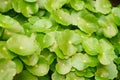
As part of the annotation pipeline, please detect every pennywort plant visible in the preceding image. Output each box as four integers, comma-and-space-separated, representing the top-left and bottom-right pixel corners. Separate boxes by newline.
0, 0, 120, 80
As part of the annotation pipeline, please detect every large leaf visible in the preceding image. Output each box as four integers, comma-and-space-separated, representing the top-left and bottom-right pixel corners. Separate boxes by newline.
95, 63, 118, 80
0, 14, 24, 34
71, 53, 98, 71
95, 0, 112, 14
72, 10, 99, 34
0, 0, 12, 12
55, 30, 81, 57
98, 15, 118, 38
6, 34, 39, 56
98, 39, 116, 65
82, 36, 100, 55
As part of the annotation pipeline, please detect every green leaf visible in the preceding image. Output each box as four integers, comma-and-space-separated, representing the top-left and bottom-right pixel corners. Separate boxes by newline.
110, 32, 120, 53
6, 34, 39, 56
38, 75, 50, 80
52, 71, 66, 80
0, 59, 16, 80
14, 70, 38, 80
75, 10, 99, 34
12, 0, 21, 13
95, 0, 112, 14
98, 15, 118, 38
20, 54, 39, 66
98, 39, 116, 65
71, 53, 98, 71
0, 41, 17, 59
28, 16, 40, 24
13, 13, 27, 25
114, 57, 120, 65
45, 0, 69, 12
55, 30, 80, 57
13, 58, 23, 74
0, 14, 24, 34
56, 58, 72, 74
82, 36, 100, 55
2, 29, 18, 40
53, 46, 66, 59
20, 0, 39, 17
31, 18, 52, 32
85, 0, 97, 13
38, 0, 48, 9
51, 9, 71, 26
41, 49, 56, 65
95, 63, 118, 80
0, 0, 12, 12
112, 7, 120, 25
26, 56, 49, 76
70, 0, 84, 11
36, 33, 45, 50
0, 27, 3, 38
43, 32, 56, 48
66, 72, 85, 80
24, 0, 37, 3
75, 67, 95, 78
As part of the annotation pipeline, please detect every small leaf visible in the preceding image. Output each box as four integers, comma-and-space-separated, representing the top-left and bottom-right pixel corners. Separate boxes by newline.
66, 72, 85, 80
41, 49, 56, 65
24, 0, 37, 2
0, 41, 17, 59
56, 58, 72, 74
38, 75, 50, 80
26, 56, 49, 76
13, 58, 23, 74
85, 0, 97, 13
20, 54, 39, 66
0, 59, 16, 80
14, 70, 38, 80
70, 0, 84, 11
37, 0, 48, 9
51, 9, 71, 26
52, 71, 66, 80
0, 14, 24, 34
0, 0, 12, 12
45, 0, 69, 12
75, 67, 95, 78
95, 0, 112, 14
12, 0, 21, 12
31, 18, 52, 32
112, 7, 120, 25
20, 0, 39, 17
43, 32, 56, 48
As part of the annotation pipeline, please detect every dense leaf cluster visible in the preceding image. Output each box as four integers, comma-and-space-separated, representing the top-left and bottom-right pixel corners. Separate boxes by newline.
0, 0, 120, 80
